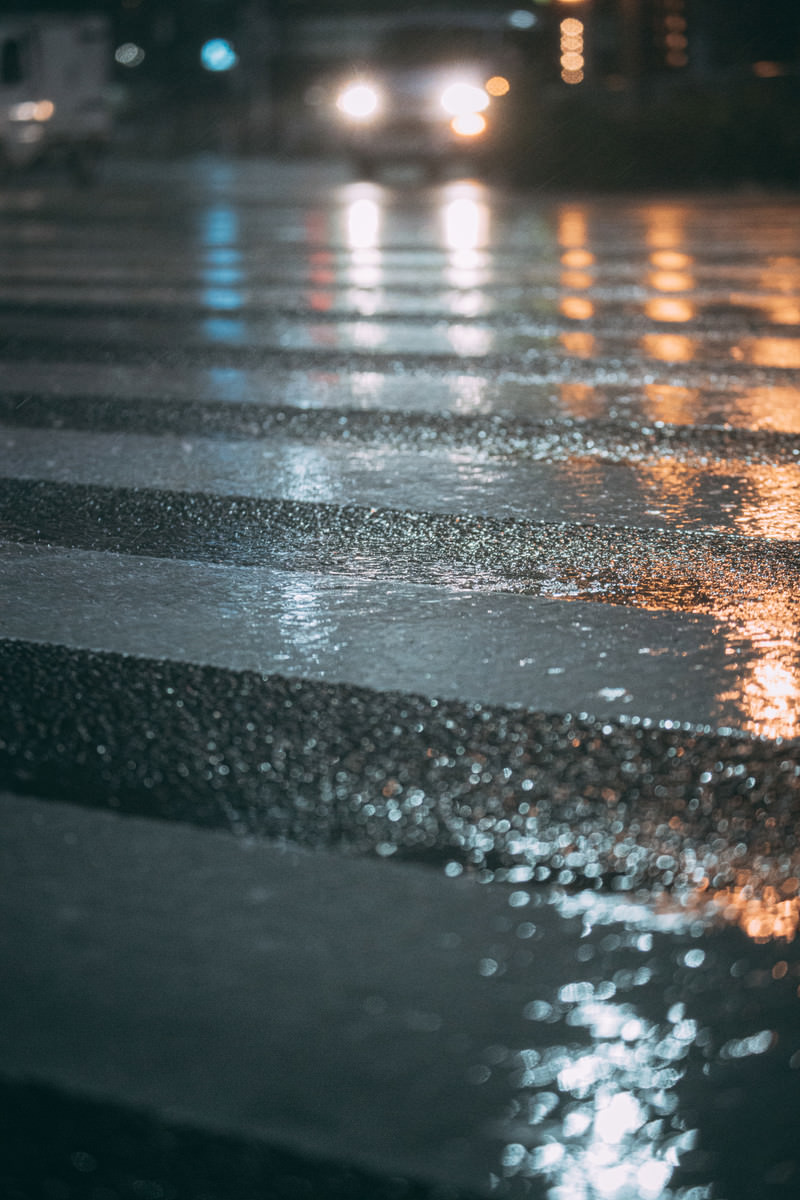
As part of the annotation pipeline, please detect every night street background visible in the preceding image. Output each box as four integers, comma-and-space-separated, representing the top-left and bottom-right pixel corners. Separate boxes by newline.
1, 3, 800, 1199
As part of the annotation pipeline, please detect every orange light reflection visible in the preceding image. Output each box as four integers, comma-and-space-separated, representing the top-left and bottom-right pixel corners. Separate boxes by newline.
559, 382, 603, 418
733, 337, 800, 368
620, 455, 800, 740
644, 297, 695, 322
559, 330, 596, 357
640, 332, 695, 361
650, 250, 692, 270
642, 383, 700, 423
561, 248, 594, 268
649, 270, 694, 293
560, 295, 594, 320
713, 884, 800, 943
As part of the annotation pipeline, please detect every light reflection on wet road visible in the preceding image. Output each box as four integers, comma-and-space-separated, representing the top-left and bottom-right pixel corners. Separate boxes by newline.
1, 159, 800, 1200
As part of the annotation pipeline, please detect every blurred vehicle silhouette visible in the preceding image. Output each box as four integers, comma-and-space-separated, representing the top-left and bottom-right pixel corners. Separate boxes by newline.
0, 14, 111, 181
299, 15, 521, 178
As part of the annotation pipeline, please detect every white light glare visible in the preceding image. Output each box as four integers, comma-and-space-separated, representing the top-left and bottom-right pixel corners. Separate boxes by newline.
337, 83, 380, 119
441, 82, 490, 116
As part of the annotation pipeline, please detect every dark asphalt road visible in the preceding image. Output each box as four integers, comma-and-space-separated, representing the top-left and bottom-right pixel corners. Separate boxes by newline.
1, 158, 800, 1200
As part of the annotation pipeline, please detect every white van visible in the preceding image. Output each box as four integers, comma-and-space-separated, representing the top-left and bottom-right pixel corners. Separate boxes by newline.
0, 14, 112, 179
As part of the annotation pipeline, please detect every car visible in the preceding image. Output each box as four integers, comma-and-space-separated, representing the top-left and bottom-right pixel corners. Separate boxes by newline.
304, 15, 522, 178
0, 14, 111, 181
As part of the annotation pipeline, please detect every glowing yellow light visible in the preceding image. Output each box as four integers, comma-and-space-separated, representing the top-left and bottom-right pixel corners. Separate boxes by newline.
650, 250, 691, 269
561, 52, 584, 70
640, 333, 695, 362
560, 270, 592, 289
558, 207, 588, 247
649, 270, 694, 292
644, 296, 695, 322
451, 112, 486, 137
560, 330, 596, 357
486, 75, 510, 97
560, 296, 594, 320
561, 249, 594, 267
561, 68, 584, 85
736, 337, 800, 368
713, 886, 800, 944
561, 18, 584, 34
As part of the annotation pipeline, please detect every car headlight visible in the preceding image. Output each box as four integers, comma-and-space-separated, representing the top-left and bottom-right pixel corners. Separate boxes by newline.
8, 100, 55, 122
451, 112, 487, 138
440, 82, 489, 117
336, 83, 380, 120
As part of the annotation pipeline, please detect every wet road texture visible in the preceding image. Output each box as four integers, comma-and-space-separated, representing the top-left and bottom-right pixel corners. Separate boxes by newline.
1, 158, 800, 1200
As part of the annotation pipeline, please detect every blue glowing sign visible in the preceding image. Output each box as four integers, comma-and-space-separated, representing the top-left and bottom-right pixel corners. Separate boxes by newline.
201, 38, 238, 72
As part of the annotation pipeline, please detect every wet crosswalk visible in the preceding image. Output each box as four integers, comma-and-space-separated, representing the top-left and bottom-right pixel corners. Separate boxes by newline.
2, 159, 800, 1199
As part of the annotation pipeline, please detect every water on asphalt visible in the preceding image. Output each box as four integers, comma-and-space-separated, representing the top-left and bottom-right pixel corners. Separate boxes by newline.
1, 159, 800, 1199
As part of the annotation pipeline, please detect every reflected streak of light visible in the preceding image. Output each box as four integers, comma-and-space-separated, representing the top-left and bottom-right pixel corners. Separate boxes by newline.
560, 296, 594, 320
445, 250, 490, 289
199, 205, 239, 248
308, 290, 333, 312
649, 249, 692, 270
308, 249, 335, 287
449, 374, 489, 413
729, 462, 800, 540
643, 381, 800, 432
760, 254, 800, 293
614, 455, 800, 739
641, 204, 688, 249
447, 324, 493, 355
201, 287, 242, 311
644, 297, 695, 322
557, 206, 588, 248
443, 193, 490, 253
350, 320, 387, 350
501, 979, 697, 1196
560, 270, 593, 290
733, 336, 800, 368
348, 249, 382, 289
558, 382, 602, 418
642, 383, 700, 424
560, 330, 596, 357
712, 885, 800, 943
202, 317, 246, 344
648, 269, 694, 292
449, 289, 485, 318
349, 371, 385, 404
719, 385, 800, 432
730, 293, 800, 325
347, 196, 381, 250
640, 332, 695, 361
198, 206, 245, 338
561, 248, 594, 268
346, 287, 382, 316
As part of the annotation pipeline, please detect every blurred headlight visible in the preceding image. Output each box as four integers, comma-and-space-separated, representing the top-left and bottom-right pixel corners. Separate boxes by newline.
9, 100, 55, 122
451, 112, 487, 137
336, 83, 380, 120
440, 82, 489, 117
